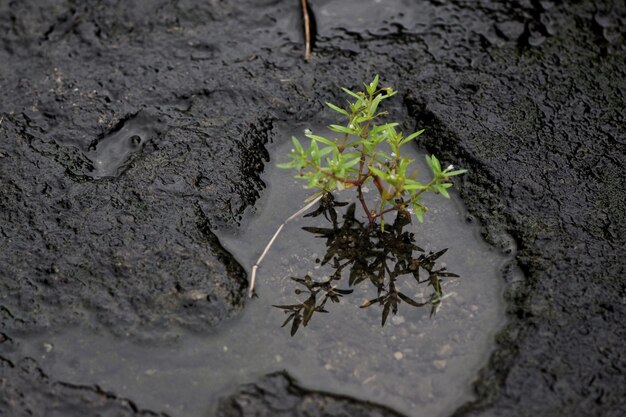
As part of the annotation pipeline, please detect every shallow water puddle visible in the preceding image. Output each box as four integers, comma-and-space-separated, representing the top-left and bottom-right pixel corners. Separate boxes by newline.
84, 110, 159, 179
13, 123, 510, 417
215, 124, 511, 415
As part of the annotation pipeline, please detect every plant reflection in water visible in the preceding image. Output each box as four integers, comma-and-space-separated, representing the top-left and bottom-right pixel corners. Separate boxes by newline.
274, 192, 460, 336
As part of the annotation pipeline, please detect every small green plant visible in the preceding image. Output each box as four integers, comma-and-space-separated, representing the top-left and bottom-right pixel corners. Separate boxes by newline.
278, 75, 467, 227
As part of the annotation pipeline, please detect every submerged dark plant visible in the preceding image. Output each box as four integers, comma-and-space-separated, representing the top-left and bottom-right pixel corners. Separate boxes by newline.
273, 274, 353, 336
274, 193, 459, 335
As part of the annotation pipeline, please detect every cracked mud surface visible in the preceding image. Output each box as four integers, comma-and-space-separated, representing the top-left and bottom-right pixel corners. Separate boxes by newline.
1, 1, 624, 416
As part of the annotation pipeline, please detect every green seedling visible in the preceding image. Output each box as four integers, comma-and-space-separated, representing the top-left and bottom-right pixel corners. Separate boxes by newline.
278, 75, 466, 228
248, 76, 466, 298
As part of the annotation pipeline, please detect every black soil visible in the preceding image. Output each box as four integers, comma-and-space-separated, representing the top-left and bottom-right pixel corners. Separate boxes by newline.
1, 1, 624, 416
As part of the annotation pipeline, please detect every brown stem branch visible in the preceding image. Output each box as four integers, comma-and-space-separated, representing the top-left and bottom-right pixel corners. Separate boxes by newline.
373, 205, 402, 219
371, 178, 439, 220
357, 186, 374, 226
357, 144, 367, 182
373, 175, 385, 196
311, 167, 360, 186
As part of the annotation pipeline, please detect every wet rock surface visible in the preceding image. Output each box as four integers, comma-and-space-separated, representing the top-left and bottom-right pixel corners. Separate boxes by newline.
0, 0, 624, 416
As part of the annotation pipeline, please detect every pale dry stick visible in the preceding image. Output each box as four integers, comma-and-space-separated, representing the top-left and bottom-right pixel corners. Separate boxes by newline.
248, 193, 323, 298
300, 0, 312, 60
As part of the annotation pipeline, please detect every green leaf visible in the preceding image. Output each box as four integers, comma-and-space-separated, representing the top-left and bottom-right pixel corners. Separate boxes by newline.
342, 157, 361, 169
425, 154, 441, 174
384, 88, 397, 98
369, 93, 385, 116
400, 129, 425, 146
309, 140, 319, 161
306, 134, 336, 147
403, 180, 427, 190
326, 102, 349, 116
349, 101, 362, 113
281, 78, 470, 226
446, 169, 467, 176
414, 205, 424, 223
341, 152, 362, 159
437, 184, 450, 198
373, 151, 393, 163
370, 123, 399, 136
307, 172, 322, 188
317, 146, 335, 158
354, 97, 365, 111
370, 133, 386, 146
365, 74, 379, 95
431, 155, 441, 172
397, 157, 410, 174
341, 87, 362, 100
328, 124, 356, 135
368, 165, 388, 180
292, 136, 304, 154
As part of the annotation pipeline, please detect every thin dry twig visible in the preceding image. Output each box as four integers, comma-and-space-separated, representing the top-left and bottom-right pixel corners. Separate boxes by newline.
300, 0, 312, 60
248, 194, 323, 298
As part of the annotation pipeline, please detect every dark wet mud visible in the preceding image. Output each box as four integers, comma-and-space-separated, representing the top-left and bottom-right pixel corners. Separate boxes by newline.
1, 1, 625, 416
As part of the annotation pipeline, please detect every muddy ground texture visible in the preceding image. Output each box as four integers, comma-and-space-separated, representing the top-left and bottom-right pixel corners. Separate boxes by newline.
0, 0, 624, 416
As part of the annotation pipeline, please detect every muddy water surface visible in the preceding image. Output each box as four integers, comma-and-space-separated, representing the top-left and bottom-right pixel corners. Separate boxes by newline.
15, 122, 510, 417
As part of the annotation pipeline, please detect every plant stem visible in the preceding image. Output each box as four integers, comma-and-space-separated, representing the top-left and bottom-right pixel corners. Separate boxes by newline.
300, 0, 311, 60
357, 185, 374, 225
352, 141, 376, 225
248, 193, 323, 297
310, 166, 359, 186
371, 178, 438, 220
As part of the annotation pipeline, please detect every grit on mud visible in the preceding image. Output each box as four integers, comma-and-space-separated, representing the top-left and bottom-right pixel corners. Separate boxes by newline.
0, 1, 624, 417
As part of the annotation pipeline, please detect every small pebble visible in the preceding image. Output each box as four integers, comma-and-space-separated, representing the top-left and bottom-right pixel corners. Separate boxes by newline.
452, 293, 465, 305
394, 351, 404, 361
437, 344, 453, 357
433, 359, 447, 370
391, 315, 405, 325
185, 290, 208, 301
275, 355, 283, 363
43, 343, 53, 353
